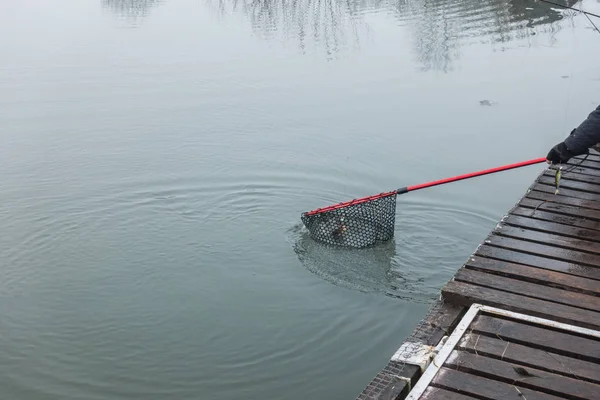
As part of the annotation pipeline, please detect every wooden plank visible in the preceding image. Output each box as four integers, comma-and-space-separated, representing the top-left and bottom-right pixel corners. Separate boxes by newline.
526, 189, 600, 212
502, 214, 600, 243
470, 314, 600, 362
556, 165, 600, 177
453, 268, 600, 312
531, 183, 600, 200
475, 245, 600, 280
420, 386, 478, 400
576, 152, 600, 161
485, 235, 600, 269
444, 350, 600, 400
511, 206, 600, 231
441, 280, 600, 330
539, 175, 600, 194
432, 367, 566, 400
565, 158, 600, 171
458, 333, 600, 384
519, 197, 600, 221
465, 256, 600, 296
543, 169, 600, 186
495, 224, 600, 255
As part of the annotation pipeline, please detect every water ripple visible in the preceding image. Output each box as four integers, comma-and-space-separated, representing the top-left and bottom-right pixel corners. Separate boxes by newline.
289, 199, 497, 302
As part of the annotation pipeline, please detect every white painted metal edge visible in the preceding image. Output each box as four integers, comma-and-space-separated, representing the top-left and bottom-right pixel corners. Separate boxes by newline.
479, 305, 600, 339
403, 303, 482, 400
403, 303, 600, 400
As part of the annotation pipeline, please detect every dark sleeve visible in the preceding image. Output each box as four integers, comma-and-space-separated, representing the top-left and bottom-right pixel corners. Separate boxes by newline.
564, 105, 600, 155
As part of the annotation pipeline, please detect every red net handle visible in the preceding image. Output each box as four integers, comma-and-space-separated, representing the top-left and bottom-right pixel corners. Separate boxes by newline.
304, 157, 547, 216
399, 157, 547, 194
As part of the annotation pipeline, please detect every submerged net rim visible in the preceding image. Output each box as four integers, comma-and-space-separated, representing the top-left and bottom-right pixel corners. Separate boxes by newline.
303, 190, 398, 217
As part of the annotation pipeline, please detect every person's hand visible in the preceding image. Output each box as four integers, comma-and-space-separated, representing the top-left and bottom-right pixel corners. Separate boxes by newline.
546, 142, 575, 164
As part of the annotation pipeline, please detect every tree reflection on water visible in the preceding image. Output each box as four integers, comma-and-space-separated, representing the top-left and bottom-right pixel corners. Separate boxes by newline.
102, 0, 163, 21
208, 0, 579, 68
102, 0, 580, 69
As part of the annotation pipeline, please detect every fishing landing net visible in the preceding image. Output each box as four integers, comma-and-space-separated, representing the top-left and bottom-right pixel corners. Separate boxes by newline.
301, 191, 398, 248
301, 158, 548, 248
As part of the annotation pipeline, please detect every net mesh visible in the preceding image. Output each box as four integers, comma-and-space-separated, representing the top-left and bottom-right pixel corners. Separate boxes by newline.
301, 193, 397, 248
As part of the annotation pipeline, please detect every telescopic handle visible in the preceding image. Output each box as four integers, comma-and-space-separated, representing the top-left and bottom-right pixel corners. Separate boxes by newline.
396, 157, 547, 195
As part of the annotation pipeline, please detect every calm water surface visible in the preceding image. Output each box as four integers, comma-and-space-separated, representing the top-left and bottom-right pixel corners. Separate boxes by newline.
1, 0, 599, 398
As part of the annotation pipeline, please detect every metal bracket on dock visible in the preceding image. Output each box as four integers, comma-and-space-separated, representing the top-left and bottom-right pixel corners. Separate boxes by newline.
390, 336, 448, 373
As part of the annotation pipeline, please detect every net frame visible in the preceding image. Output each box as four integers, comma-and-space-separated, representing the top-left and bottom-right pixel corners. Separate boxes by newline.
301, 190, 398, 248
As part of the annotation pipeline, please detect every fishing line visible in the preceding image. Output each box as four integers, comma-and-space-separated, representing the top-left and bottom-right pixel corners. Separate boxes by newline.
535, 0, 600, 20
582, 9, 600, 34
535, 0, 600, 35
529, 154, 590, 217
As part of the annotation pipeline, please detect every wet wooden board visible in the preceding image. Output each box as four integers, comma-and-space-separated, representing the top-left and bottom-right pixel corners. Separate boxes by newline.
530, 183, 600, 200
502, 214, 600, 242
518, 197, 600, 221
494, 224, 600, 254
539, 175, 600, 194
510, 206, 600, 231
442, 280, 600, 330
457, 333, 600, 384
465, 256, 600, 296
444, 350, 600, 399
453, 268, 600, 312
358, 159, 600, 400
475, 245, 600, 280
470, 314, 600, 362
430, 368, 564, 400
526, 189, 600, 211
406, 310, 600, 400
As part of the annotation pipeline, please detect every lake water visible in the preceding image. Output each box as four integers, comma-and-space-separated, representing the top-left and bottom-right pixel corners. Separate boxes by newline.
1, 0, 599, 399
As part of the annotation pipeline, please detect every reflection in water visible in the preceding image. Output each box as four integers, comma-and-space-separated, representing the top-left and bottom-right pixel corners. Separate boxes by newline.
207, 0, 369, 58
290, 224, 435, 303
396, 0, 578, 72
207, 0, 578, 68
102, 0, 163, 21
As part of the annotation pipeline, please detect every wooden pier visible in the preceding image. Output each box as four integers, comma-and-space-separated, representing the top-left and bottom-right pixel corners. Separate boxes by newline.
356, 154, 600, 400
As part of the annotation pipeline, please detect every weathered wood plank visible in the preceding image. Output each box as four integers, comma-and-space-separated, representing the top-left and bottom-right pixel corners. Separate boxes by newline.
542, 169, 600, 186
501, 214, 600, 242
485, 235, 600, 268
458, 333, 600, 384
441, 280, 600, 330
511, 206, 600, 231
495, 224, 600, 255
453, 268, 600, 312
530, 183, 600, 200
565, 158, 600, 171
470, 314, 600, 362
475, 245, 600, 280
556, 164, 600, 177
539, 175, 600, 194
420, 387, 478, 400
444, 350, 600, 400
465, 256, 600, 296
526, 189, 600, 212
519, 197, 600, 221
431, 368, 563, 400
